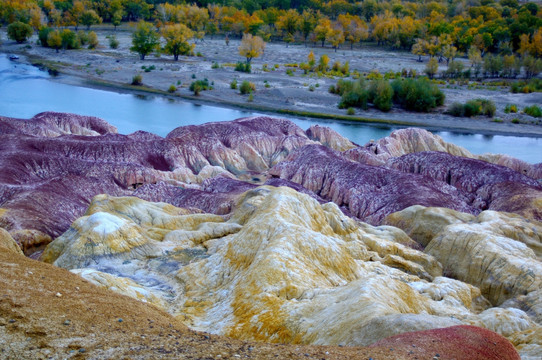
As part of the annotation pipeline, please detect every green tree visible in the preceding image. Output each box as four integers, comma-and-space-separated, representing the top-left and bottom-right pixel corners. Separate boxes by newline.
130, 21, 159, 60
7, 21, 33, 43
112, 10, 123, 30
80, 10, 102, 30
162, 24, 195, 61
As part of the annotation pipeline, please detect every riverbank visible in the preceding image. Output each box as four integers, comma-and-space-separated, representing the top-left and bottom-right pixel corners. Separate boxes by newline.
2, 27, 542, 137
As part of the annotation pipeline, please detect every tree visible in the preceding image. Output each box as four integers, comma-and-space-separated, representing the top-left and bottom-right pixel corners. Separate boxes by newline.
162, 24, 195, 61
130, 21, 160, 60
276, 9, 300, 43
47, 30, 62, 52
238, 33, 265, 64
81, 10, 102, 30
329, 27, 345, 52
412, 38, 427, 62
523, 56, 542, 79
314, 18, 333, 47
68, 1, 85, 30
7, 21, 33, 43
300, 9, 317, 46
112, 10, 123, 30
425, 57, 439, 78
468, 46, 483, 78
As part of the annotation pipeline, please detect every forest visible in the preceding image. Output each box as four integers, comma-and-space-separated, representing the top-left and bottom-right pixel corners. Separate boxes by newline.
2, 0, 541, 61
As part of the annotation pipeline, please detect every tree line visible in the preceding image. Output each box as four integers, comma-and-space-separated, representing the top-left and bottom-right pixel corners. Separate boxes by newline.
2, 0, 541, 69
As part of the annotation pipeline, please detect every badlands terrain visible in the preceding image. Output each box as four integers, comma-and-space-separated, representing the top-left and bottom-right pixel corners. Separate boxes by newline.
1, 112, 541, 359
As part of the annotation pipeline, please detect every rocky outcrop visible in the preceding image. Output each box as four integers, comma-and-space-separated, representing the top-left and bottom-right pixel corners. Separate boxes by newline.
0, 111, 117, 137
269, 144, 476, 224
0, 242, 520, 360
2, 112, 541, 259
388, 152, 542, 220
352, 128, 542, 181
41, 187, 538, 357
386, 205, 542, 358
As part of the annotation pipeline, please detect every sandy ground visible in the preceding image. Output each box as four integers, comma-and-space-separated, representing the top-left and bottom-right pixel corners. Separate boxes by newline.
1, 26, 542, 137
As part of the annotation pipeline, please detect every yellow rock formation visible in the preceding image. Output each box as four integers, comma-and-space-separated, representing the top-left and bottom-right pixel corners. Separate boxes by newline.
43, 187, 542, 357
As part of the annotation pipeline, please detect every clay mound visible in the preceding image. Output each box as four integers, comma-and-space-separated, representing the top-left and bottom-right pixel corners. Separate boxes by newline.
269, 144, 475, 224
389, 151, 542, 220
0, 111, 117, 137
3, 248, 518, 360
369, 325, 521, 360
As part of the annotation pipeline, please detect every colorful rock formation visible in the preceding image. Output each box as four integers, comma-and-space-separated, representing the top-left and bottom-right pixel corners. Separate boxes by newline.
42, 187, 540, 358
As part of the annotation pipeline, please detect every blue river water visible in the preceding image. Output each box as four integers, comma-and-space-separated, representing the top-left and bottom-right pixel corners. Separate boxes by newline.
0, 54, 540, 163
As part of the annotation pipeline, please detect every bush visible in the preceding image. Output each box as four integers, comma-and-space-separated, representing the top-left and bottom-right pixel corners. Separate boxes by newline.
7, 21, 33, 43
447, 102, 465, 117
60, 29, 80, 49
131, 74, 143, 85
230, 79, 238, 89
39, 27, 53, 47
248, 93, 254, 102
77, 30, 89, 46
338, 81, 368, 110
369, 80, 393, 112
504, 104, 517, 114
463, 100, 481, 117
107, 35, 119, 49
391, 78, 445, 112
190, 78, 212, 95
168, 84, 177, 93
239, 80, 255, 94
211, 61, 220, 69
524, 105, 542, 118
449, 99, 496, 117
346, 107, 355, 115
88, 31, 98, 49
235, 62, 251, 73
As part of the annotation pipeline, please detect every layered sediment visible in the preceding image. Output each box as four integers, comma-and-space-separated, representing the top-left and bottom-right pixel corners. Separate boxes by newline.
2, 112, 541, 358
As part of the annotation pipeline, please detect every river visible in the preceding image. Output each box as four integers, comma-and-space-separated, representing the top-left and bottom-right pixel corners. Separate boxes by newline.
1, 54, 540, 163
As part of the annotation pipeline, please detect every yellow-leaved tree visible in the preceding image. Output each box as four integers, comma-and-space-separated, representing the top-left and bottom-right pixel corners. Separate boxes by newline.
238, 33, 265, 64
162, 23, 195, 61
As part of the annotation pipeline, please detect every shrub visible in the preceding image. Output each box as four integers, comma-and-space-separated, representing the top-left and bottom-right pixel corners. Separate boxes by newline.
107, 35, 119, 49
88, 31, 98, 49
39, 27, 53, 47
211, 61, 220, 69
447, 102, 465, 117
60, 29, 80, 49
391, 78, 445, 112
480, 99, 496, 117
239, 80, 255, 94
230, 79, 238, 89
309, 85, 315, 92
338, 81, 369, 110
235, 62, 251, 73
524, 105, 542, 118
189, 79, 212, 95
511, 118, 520, 124
7, 21, 33, 43
286, 69, 294, 76
369, 80, 393, 112
504, 104, 518, 113
463, 100, 481, 117
77, 30, 89, 46
168, 84, 177, 93
131, 74, 143, 85
196, 51, 203, 57
248, 93, 254, 102
346, 107, 355, 115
